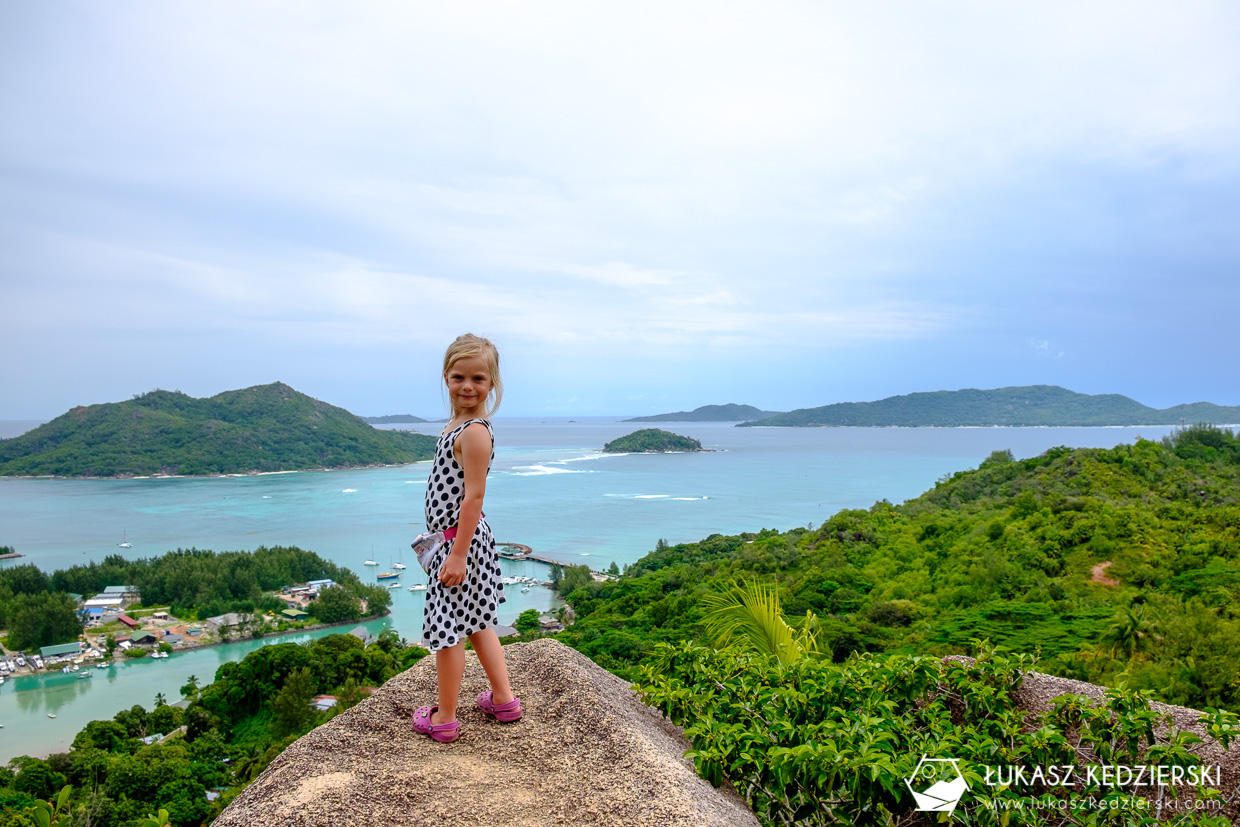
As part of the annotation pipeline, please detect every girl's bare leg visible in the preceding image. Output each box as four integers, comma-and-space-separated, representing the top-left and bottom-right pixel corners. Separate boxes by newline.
467, 627, 515, 704
433, 642, 465, 724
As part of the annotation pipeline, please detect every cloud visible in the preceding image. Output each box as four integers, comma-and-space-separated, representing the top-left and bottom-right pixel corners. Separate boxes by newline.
2, 2, 1239, 416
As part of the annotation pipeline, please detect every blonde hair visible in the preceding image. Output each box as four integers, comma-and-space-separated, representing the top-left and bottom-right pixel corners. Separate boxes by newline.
442, 333, 503, 417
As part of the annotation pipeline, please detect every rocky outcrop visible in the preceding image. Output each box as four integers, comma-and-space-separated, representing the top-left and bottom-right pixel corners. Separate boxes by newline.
214, 639, 759, 827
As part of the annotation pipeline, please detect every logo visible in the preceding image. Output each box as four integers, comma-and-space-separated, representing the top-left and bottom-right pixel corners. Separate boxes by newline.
905, 755, 969, 813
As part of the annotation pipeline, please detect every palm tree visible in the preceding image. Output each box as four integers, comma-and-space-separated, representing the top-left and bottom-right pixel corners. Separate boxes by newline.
154, 692, 167, 707
1101, 605, 1161, 662
181, 674, 200, 701
700, 579, 819, 666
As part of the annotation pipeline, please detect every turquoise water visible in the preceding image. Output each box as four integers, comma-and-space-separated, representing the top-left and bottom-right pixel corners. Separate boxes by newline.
0, 418, 1177, 760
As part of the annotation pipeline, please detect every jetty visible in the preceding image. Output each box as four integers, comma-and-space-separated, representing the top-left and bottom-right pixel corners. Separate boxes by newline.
0, 552, 23, 560
497, 542, 614, 581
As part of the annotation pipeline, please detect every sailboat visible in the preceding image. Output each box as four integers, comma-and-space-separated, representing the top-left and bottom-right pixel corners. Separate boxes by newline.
393, 549, 407, 571
118, 530, 132, 549
364, 545, 378, 566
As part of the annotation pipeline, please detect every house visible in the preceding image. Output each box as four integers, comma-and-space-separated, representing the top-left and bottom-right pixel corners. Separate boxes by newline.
84, 595, 125, 613
102, 585, 140, 606
312, 695, 339, 711
40, 642, 83, 659
348, 626, 374, 647
162, 633, 184, 645
206, 613, 247, 634
492, 624, 518, 639
281, 608, 309, 621
117, 615, 140, 629
132, 632, 159, 646
538, 615, 564, 633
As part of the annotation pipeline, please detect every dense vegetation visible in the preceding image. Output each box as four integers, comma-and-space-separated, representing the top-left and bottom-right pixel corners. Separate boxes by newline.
0, 547, 391, 652
0, 383, 437, 477
635, 641, 1237, 825
624, 403, 779, 422
557, 425, 1240, 713
603, 428, 704, 453
1, 631, 429, 827
741, 385, 1240, 427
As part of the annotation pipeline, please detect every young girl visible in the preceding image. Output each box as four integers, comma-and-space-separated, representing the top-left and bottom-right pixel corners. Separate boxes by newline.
412, 334, 521, 743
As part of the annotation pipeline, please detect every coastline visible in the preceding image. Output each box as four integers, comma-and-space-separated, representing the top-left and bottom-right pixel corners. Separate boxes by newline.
0, 460, 432, 482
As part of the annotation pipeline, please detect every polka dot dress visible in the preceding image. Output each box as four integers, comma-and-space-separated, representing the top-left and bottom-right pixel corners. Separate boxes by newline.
422, 418, 505, 651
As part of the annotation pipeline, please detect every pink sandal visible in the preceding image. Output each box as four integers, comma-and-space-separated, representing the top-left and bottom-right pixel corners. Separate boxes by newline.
412, 705, 460, 743
477, 690, 522, 723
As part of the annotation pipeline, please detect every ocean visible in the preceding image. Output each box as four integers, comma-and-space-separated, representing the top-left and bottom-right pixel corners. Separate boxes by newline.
0, 417, 1178, 760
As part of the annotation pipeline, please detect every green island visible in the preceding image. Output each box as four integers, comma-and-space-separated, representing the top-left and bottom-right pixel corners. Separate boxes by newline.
361, 414, 430, 424
0, 547, 393, 654
0, 383, 436, 477
740, 384, 1240, 427
6, 425, 1240, 826
624, 403, 781, 422
603, 428, 704, 453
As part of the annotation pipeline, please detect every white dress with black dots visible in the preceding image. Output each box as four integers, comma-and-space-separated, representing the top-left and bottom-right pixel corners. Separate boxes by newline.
421, 418, 505, 651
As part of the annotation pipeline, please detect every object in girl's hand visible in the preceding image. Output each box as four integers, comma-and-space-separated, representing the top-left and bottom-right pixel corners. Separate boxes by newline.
412, 530, 446, 573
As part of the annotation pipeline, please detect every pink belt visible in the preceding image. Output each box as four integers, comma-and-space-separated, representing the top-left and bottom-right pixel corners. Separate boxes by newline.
442, 513, 482, 542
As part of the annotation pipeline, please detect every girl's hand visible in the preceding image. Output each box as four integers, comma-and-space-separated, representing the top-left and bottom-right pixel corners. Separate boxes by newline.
439, 549, 468, 587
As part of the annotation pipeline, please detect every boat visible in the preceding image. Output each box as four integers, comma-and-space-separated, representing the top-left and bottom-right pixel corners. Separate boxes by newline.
409, 583, 427, 591
393, 562, 407, 570
48, 713, 57, 718
376, 571, 400, 580
393, 551, 406, 570
387, 583, 401, 589
521, 587, 531, 593
79, 672, 92, 679
118, 530, 132, 549
364, 560, 378, 566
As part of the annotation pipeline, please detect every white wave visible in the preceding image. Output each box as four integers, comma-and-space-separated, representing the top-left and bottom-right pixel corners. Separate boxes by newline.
510, 465, 589, 476
261, 495, 272, 499
341, 489, 358, 493
634, 494, 670, 499
670, 497, 708, 501
552, 452, 617, 464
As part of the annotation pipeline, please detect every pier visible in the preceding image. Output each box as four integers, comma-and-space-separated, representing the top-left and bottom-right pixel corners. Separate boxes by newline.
497, 543, 614, 581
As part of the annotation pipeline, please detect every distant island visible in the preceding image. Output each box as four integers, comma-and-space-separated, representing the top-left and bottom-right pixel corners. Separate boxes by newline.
739, 385, 1240, 428
624, 403, 781, 422
362, 414, 430, 424
603, 429, 705, 453
0, 382, 437, 477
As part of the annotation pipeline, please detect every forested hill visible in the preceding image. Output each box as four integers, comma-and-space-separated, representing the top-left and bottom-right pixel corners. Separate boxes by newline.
556, 424, 1240, 713
0, 383, 437, 477
739, 384, 1240, 427
624, 403, 781, 422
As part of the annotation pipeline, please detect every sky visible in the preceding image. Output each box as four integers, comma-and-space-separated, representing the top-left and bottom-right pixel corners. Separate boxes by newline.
2, 1, 1238, 420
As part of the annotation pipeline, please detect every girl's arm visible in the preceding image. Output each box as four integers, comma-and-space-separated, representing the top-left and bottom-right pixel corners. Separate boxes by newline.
439, 422, 491, 586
